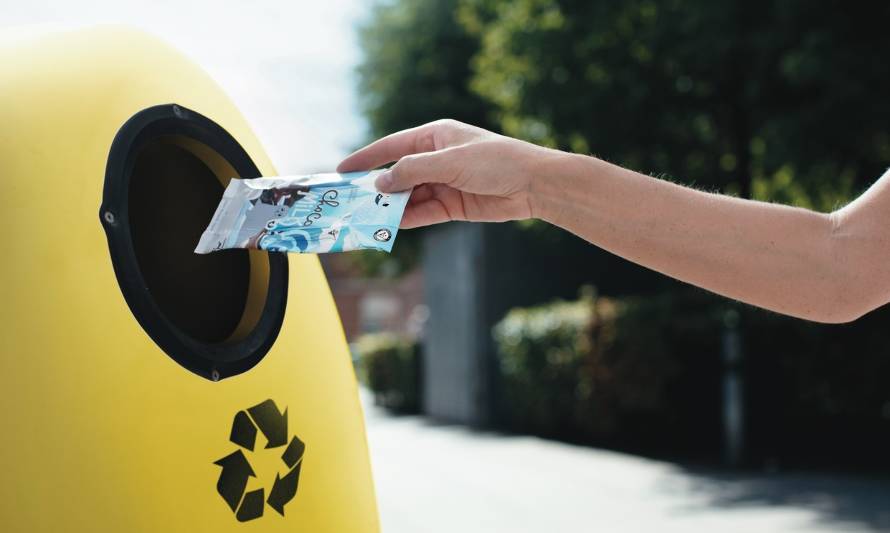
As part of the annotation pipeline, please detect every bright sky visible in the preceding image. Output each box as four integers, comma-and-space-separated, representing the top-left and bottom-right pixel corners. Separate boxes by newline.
1, 0, 371, 173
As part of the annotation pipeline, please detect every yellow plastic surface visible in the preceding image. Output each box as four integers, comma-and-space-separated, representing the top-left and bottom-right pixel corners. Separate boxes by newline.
0, 26, 378, 532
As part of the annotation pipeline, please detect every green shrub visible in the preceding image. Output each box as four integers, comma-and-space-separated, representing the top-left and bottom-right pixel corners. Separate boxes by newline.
355, 333, 422, 413
493, 291, 596, 437
493, 287, 725, 449
493, 287, 890, 466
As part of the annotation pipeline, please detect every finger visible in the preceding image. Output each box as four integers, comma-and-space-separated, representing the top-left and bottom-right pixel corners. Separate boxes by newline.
400, 200, 453, 229
337, 122, 439, 172
375, 147, 462, 192
407, 183, 435, 205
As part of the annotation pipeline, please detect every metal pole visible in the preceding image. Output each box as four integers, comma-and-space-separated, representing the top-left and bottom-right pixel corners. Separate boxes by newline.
722, 310, 744, 467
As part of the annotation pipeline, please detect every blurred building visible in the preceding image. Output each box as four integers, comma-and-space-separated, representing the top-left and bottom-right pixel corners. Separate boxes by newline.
421, 223, 525, 426
321, 255, 425, 342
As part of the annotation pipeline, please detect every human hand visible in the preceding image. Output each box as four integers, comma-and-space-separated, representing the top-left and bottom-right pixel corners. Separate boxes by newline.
337, 119, 561, 228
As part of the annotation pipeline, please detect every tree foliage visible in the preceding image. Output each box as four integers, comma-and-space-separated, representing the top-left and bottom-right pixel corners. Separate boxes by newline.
358, 0, 494, 138
356, 0, 890, 274
460, 0, 890, 207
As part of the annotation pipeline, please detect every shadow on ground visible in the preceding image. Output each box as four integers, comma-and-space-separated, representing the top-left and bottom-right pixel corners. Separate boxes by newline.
669, 466, 890, 531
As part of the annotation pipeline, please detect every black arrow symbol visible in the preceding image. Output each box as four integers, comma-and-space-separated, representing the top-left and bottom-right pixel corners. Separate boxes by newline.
247, 399, 288, 448
267, 462, 302, 516
214, 450, 255, 512
230, 410, 257, 451
281, 435, 305, 469
236, 488, 265, 522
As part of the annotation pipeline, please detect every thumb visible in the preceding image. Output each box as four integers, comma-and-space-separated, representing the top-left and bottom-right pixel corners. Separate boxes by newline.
375, 148, 461, 193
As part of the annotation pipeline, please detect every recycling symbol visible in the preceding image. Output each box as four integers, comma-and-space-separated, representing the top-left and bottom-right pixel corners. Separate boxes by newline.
214, 399, 305, 522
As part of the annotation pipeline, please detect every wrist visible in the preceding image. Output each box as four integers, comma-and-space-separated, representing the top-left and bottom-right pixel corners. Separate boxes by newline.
528, 149, 599, 224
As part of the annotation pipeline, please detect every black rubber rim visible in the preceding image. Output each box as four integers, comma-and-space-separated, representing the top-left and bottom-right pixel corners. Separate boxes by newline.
100, 104, 288, 381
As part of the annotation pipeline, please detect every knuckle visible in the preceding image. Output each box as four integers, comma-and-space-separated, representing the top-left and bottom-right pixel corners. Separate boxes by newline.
433, 119, 464, 147
414, 128, 437, 153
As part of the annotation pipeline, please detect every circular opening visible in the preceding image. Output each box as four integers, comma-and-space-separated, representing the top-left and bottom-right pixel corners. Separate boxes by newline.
101, 105, 288, 380
129, 139, 250, 343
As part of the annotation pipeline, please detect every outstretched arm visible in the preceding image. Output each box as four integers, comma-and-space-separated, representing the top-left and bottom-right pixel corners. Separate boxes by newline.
535, 153, 890, 323
338, 119, 890, 323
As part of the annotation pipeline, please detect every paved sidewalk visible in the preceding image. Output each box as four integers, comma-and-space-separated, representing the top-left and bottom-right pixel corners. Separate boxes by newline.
363, 392, 890, 533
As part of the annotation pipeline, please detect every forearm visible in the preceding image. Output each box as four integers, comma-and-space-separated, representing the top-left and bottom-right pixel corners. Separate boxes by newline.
343, 120, 890, 321
532, 153, 862, 323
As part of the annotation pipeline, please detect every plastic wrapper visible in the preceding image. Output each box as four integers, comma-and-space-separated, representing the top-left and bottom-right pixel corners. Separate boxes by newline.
195, 170, 409, 254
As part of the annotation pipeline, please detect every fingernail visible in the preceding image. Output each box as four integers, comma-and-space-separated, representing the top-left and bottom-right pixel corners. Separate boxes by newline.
375, 170, 393, 191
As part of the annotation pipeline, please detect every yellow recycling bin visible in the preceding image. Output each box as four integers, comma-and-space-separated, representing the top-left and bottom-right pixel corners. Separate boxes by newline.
0, 26, 378, 532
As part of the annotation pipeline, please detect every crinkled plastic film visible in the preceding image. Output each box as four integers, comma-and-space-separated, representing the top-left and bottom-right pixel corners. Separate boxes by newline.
196, 170, 409, 254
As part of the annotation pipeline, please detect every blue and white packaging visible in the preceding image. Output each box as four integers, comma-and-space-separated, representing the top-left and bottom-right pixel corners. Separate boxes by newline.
195, 170, 409, 254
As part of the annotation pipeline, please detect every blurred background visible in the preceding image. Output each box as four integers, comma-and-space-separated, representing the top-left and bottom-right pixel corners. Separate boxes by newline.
6, 0, 890, 531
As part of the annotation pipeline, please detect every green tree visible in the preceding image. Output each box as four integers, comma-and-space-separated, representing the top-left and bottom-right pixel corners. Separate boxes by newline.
358, 0, 494, 138
460, 0, 890, 208
352, 0, 495, 275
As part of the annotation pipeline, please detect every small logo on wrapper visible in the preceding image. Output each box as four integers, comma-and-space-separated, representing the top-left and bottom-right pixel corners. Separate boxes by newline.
375, 193, 391, 207
373, 228, 392, 242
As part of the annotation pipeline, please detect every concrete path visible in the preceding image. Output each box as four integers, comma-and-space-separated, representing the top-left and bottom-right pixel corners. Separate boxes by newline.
363, 392, 890, 533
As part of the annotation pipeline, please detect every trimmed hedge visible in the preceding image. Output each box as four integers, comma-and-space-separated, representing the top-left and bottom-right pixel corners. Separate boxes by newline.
493, 287, 890, 466
355, 333, 422, 413
493, 288, 721, 452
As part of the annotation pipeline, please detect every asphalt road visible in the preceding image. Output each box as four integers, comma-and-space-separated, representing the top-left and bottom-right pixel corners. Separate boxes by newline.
363, 391, 890, 533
